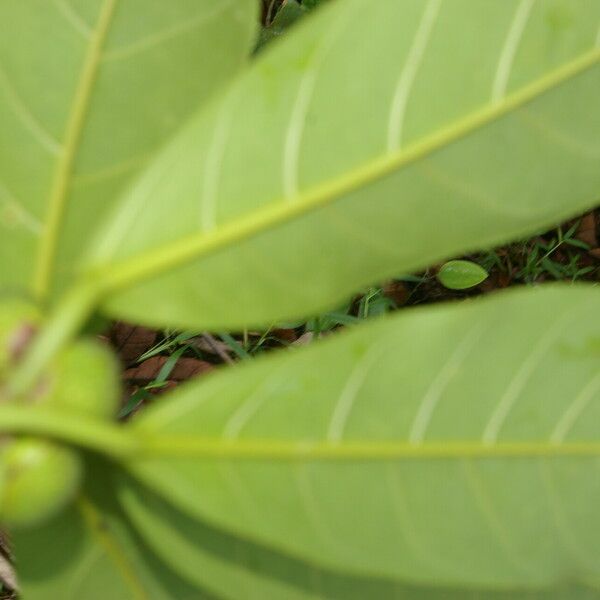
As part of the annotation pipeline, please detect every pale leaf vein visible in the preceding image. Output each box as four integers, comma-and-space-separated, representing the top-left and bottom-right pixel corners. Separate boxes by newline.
386, 0, 441, 152
409, 323, 485, 444
200, 101, 233, 232
0, 63, 61, 155
482, 307, 581, 444
282, 15, 351, 200
52, 0, 93, 38
491, 0, 535, 102
101, 1, 233, 62
326, 344, 385, 443
551, 373, 600, 443
0, 177, 43, 234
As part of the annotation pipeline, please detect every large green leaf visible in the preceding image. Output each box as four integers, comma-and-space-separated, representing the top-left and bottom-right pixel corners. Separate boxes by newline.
0, 0, 258, 300
85, 0, 600, 330
116, 471, 599, 600
122, 285, 600, 593
13, 458, 210, 600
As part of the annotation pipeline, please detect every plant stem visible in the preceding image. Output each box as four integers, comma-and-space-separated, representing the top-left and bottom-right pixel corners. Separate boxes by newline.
6, 279, 101, 398
0, 406, 140, 459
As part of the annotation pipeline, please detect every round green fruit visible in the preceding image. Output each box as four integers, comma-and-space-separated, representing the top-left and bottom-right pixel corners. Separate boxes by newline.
46, 339, 120, 419
0, 437, 82, 528
0, 297, 41, 378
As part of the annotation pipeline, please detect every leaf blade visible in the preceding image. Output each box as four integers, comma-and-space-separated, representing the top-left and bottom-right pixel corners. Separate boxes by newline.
118, 470, 599, 600
0, 0, 259, 298
123, 285, 600, 589
86, 0, 600, 329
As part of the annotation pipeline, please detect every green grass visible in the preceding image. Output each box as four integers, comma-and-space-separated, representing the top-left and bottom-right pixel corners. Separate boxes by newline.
479, 220, 596, 284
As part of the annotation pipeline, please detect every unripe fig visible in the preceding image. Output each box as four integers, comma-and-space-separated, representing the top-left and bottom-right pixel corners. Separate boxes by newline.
0, 297, 41, 378
0, 437, 81, 528
46, 339, 120, 419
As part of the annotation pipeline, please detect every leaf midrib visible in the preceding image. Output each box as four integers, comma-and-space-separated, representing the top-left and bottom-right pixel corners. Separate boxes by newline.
33, 0, 118, 300
1, 405, 598, 461
90, 46, 600, 296
135, 438, 600, 460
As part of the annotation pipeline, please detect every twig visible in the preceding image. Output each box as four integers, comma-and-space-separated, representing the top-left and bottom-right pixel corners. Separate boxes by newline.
202, 333, 234, 364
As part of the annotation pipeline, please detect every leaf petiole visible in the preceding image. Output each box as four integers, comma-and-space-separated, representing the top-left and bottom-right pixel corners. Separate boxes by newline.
0, 405, 140, 459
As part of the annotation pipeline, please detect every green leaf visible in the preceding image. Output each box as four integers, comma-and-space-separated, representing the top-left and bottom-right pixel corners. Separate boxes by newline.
258, 0, 308, 50
303, 0, 329, 8
13, 458, 210, 600
85, 0, 600, 330
0, 0, 258, 300
123, 285, 600, 592
437, 259, 489, 290
117, 470, 598, 600
302, 0, 326, 8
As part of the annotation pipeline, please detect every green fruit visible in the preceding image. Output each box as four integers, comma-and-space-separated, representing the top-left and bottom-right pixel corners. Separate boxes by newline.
0, 297, 41, 378
47, 339, 121, 419
0, 437, 82, 528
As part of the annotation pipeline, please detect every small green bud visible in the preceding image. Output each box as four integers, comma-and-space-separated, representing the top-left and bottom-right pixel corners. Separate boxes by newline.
46, 339, 121, 419
0, 438, 82, 528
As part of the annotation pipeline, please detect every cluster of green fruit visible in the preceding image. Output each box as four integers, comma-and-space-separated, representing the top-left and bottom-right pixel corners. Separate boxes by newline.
0, 297, 120, 528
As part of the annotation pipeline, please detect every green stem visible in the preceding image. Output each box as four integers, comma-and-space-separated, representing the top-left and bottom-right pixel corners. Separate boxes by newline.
7, 279, 102, 398
0, 406, 140, 459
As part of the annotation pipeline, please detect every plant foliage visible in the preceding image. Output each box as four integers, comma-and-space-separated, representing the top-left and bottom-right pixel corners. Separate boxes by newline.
0, 0, 599, 598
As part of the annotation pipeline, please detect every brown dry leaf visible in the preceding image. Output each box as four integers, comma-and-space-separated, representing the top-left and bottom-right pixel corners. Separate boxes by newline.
271, 328, 298, 344
110, 323, 157, 365
382, 281, 408, 306
170, 357, 214, 380
124, 356, 213, 386
576, 212, 598, 249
